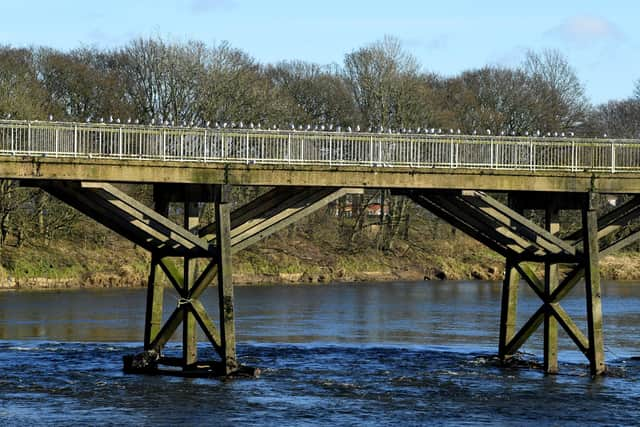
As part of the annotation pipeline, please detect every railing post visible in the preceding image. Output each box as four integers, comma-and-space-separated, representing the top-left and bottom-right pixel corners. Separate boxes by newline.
10, 126, 14, 154
180, 132, 184, 161
28, 122, 32, 155
55, 128, 59, 157
571, 141, 576, 172
203, 129, 208, 162
370, 136, 374, 166
162, 129, 166, 161
611, 142, 616, 173
378, 137, 382, 165
287, 133, 291, 163
490, 139, 494, 168
118, 126, 123, 159
449, 138, 454, 168
74, 124, 78, 157
329, 135, 332, 166
529, 139, 533, 171
245, 132, 250, 163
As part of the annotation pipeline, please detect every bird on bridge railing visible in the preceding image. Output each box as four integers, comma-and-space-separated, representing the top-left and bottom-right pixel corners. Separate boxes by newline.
109, 115, 113, 123
135, 119, 140, 125
48, 114, 53, 121
473, 130, 477, 135
486, 129, 491, 135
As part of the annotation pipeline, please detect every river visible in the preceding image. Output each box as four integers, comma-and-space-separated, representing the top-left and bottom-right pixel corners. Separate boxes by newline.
0, 281, 639, 426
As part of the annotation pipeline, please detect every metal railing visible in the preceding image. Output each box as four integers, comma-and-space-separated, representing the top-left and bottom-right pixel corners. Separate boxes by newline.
1, 120, 639, 173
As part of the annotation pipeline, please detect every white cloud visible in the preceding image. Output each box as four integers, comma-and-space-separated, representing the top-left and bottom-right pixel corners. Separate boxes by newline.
546, 15, 624, 46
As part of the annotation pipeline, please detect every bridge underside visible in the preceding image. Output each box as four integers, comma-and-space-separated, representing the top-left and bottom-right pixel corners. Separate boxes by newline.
23, 179, 640, 376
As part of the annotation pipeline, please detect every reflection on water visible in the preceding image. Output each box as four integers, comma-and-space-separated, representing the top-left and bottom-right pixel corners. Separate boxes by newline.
1, 281, 639, 358
1, 281, 640, 425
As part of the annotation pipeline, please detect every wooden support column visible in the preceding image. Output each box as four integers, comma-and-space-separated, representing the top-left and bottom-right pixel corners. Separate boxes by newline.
183, 198, 199, 367
144, 255, 163, 349
215, 185, 238, 374
583, 194, 605, 375
143, 190, 169, 350
544, 206, 559, 374
499, 259, 519, 360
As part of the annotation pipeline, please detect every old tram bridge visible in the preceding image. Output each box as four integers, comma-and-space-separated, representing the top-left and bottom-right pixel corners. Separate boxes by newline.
2, 120, 640, 377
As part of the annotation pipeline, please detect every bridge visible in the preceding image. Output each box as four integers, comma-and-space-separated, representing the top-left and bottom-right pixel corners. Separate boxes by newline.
3, 119, 640, 377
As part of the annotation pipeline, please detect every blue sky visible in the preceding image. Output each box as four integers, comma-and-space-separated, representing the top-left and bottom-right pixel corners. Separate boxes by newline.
1, 0, 637, 104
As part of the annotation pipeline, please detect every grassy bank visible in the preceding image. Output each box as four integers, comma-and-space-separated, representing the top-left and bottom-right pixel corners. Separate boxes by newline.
1, 213, 638, 290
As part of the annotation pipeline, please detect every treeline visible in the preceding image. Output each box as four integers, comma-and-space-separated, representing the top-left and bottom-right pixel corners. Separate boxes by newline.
0, 35, 639, 252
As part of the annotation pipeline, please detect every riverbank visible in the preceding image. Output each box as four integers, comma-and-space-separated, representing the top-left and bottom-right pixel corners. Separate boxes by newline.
1, 227, 639, 290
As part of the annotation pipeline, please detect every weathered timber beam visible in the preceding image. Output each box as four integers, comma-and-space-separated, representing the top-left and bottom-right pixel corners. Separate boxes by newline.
503, 306, 546, 355
149, 307, 184, 351
157, 257, 185, 296
40, 181, 163, 252
232, 188, 361, 253
461, 190, 577, 257
143, 256, 164, 349
499, 260, 519, 358
189, 300, 223, 354
227, 187, 330, 245
409, 192, 513, 257
550, 303, 589, 355
199, 187, 303, 238
82, 182, 211, 254
432, 194, 539, 255
514, 263, 544, 299
566, 196, 640, 244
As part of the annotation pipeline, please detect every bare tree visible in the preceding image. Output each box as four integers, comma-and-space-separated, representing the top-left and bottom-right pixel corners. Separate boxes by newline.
267, 60, 357, 126
0, 46, 48, 119
522, 49, 588, 131
117, 37, 207, 123
587, 99, 640, 138
344, 35, 422, 129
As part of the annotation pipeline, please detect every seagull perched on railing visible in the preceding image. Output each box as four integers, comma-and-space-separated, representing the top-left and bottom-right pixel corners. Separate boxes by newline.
48, 114, 53, 121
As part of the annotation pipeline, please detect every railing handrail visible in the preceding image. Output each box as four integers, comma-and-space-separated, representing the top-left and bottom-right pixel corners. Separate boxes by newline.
1, 120, 639, 173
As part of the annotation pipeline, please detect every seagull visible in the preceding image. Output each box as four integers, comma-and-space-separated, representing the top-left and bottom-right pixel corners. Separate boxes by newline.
48, 114, 53, 121
135, 119, 140, 124
347, 126, 352, 132
205, 121, 211, 127
473, 130, 477, 135
127, 118, 132, 124
86, 117, 91, 123
486, 129, 491, 135
109, 115, 113, 123
100, 117, 104, 123
151, 118, 156, 125
356, 125, 361, 132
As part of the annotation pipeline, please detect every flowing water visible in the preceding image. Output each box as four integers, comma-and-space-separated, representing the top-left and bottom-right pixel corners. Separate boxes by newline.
0, 281, 639, 426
